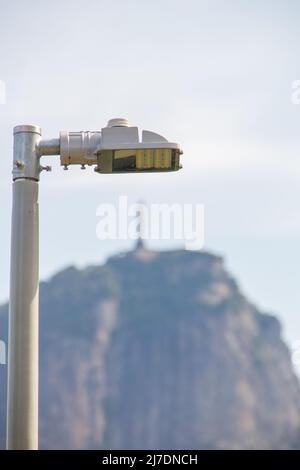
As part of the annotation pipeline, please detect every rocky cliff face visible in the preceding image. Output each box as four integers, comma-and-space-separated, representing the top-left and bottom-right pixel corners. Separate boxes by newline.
1, 246, 300, 449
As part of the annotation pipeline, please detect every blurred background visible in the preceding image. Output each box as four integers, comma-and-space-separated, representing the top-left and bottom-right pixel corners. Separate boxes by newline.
0, 0, 300, 449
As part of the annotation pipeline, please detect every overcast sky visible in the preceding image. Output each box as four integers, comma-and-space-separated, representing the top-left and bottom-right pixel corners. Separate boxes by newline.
0, 0, 300, 355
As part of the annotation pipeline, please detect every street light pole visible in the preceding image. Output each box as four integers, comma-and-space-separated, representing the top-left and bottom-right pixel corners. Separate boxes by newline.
6, 119, 182, 450
7, 125, 42, 449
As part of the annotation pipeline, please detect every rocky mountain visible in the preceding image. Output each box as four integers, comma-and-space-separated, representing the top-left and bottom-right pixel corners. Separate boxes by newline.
1, 244, 300, 449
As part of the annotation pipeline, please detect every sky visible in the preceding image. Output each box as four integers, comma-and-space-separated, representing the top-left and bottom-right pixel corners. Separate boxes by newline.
0, 0, 300, 357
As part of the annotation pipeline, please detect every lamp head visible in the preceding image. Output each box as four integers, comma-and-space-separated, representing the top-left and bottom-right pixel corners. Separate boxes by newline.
59, 118, 183, 172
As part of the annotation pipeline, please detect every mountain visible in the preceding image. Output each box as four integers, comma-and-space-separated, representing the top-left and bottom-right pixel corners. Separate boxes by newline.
1, 244, 300, 449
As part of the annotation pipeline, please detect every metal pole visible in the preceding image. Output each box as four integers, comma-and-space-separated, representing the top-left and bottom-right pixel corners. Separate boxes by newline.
7, 125, 41, 450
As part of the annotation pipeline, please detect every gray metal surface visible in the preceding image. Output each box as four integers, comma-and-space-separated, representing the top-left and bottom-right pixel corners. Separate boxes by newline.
7, 179, 39, 450
37, 138, 60, 156
12, 125, 41, 181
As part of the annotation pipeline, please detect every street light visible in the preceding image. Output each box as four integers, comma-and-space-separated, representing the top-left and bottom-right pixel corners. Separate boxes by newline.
6, 118, 183, 450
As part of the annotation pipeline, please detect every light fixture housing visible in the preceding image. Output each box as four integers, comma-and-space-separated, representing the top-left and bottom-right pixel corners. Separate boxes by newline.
60, 118, 183, 173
